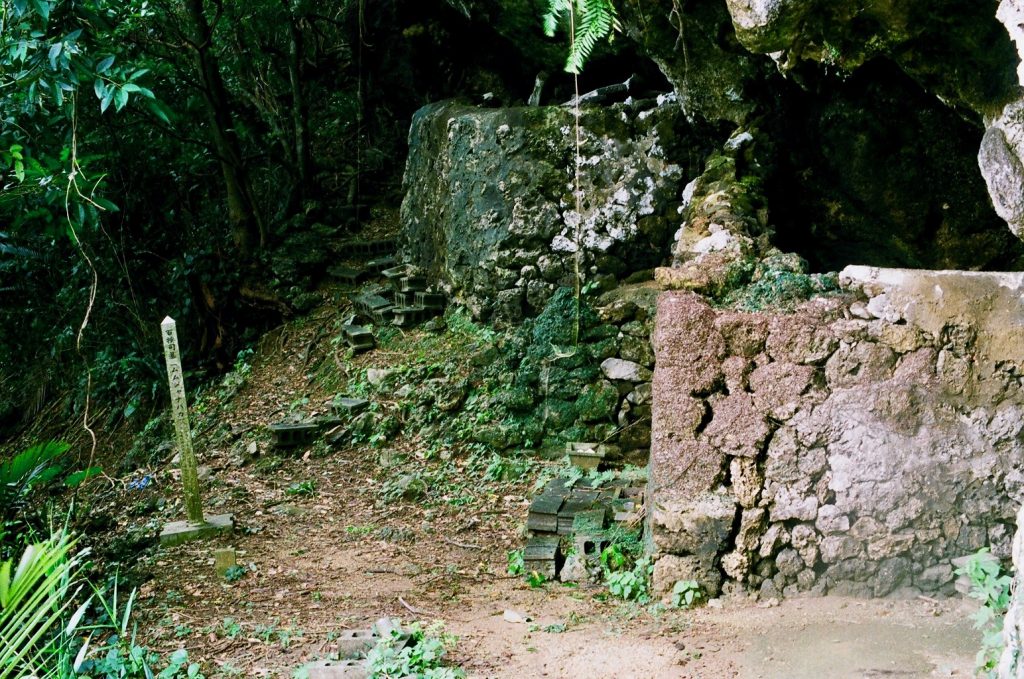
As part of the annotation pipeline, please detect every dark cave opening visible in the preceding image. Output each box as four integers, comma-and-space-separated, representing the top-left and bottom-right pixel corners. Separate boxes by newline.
766, 59, 1024, 273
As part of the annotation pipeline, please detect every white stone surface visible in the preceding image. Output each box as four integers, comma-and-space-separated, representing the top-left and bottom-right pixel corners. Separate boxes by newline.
999, 0, 1024, 86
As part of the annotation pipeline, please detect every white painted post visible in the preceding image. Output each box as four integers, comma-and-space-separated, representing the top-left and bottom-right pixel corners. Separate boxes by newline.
161, 316, 205, 525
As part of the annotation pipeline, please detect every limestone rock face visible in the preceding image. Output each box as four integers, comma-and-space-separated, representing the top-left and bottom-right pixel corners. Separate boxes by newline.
982, 1, 1024, 243
400, 100, 689, 321
619, 0, 770, 123
649, 270, 1024, 596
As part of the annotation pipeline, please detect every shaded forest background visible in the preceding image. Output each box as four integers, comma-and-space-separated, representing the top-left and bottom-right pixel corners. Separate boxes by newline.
0, 0, 598, 440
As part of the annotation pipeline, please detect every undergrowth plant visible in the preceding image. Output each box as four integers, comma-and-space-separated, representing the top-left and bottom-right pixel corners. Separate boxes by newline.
363, 620, 464, 679
670, 580, 703, 609
600, 530, 651, 603
0, 530, 87, 679
957, 547, 1013, 677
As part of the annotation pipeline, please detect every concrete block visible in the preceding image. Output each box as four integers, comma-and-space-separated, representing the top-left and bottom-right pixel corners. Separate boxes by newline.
213, 547, 236, 576
334, 628, 379, 658
269, 422, 319, 447
332, 397, 369, 418
306, 659, 367, 679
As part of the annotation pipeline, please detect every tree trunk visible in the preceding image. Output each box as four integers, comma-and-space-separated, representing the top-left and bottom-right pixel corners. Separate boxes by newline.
183, 0, 264, 260
284, 0, 313, 203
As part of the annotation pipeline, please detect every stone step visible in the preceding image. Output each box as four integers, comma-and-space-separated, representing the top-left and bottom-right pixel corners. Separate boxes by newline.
342, 324, 375, 352
381, 264, 412, 283
399, 275, 427, 293
350, 292, 393, 315
371, 306, 396, 324
334, 628, 379, 659
391, 305, 433, 327
332, 397, 370, 418
414, 291, 446, 310
306, 659, 366, 679
393, 291, 417, 307
328, 266, 369, 286
524, 534, 560, 579
366, 255, 396, 273
341, 238, 396, 256
268, 422, 320, 447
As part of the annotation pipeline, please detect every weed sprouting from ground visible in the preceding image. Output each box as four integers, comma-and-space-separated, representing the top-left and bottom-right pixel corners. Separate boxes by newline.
957, 548, 1012, 677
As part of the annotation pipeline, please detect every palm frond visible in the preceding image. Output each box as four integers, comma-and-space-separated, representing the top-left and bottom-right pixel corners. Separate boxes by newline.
0, 532, 86, 679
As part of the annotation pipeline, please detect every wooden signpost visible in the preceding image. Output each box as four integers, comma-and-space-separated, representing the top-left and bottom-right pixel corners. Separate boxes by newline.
158, 316, 233, 546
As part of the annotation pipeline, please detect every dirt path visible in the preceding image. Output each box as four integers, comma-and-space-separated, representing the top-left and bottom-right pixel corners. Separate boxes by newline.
135, 440, 978, 678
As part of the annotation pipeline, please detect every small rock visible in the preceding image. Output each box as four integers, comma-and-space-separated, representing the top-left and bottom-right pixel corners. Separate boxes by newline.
197, 465, 212, 482
397, 475, 427, 501
367, 368, 394, 387
502, 610, 531, 624
849, 301, 872, 319
600, 357, 652, 382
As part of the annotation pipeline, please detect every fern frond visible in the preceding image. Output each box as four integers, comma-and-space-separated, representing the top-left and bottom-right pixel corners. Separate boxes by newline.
542, 0, 572, 38
560, 0, 621, 74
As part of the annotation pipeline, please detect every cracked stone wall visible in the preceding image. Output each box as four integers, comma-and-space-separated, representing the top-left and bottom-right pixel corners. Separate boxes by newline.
648, 267, 1024, 599
399, 99, 695, 323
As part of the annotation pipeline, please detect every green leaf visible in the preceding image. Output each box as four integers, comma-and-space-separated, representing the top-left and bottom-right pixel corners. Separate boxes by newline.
114, 86, 129, 111
100, 88, 114, 113
96, 55, 115, 74
146, 99, 171, 124
48, 42, 62, 69
93, 196, 119, 212
94, 78, 106, 100
64, 467, 102, 487
31, 0, 49, 20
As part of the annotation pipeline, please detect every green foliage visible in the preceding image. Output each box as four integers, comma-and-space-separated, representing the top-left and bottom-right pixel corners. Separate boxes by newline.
364, 620, 465, 679
507, 550, 524, 576
670, 580, 703, 609
0, 441, 69, 503
217, 617, 242, 640
605, 557, 652, 603
223, 565, 247, 583
285, 480, 317, 497
600, 531, 651, 604
0, 441, 70, 556
0, 530, 87, 678
526, 571, 547, 588
542, 0, 621, 74
156, 649, 204, 679
957, 548, 1012, 677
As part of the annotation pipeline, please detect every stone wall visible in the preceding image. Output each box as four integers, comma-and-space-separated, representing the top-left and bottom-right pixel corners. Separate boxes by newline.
648, 267, 1024, 599
399, 99, 692, 323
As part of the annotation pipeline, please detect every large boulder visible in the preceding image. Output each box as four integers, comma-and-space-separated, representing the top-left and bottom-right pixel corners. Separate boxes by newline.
399, 99, 691, 321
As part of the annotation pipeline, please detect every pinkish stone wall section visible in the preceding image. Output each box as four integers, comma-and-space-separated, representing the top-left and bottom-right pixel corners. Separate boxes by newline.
649, 273, 1024, 599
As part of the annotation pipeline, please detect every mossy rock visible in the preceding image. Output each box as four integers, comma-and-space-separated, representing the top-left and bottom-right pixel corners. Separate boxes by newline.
582, 323, 619, 341
588, 338, 620, 361
530, 288, 602, 347
576, 381, 620, 423
497, 386, 536, 413
568, 364, 601, 384
473, 423, 512, 449
537, 398, 578, 431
